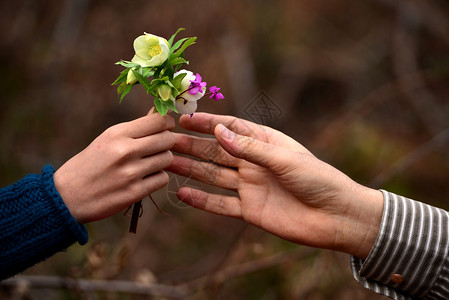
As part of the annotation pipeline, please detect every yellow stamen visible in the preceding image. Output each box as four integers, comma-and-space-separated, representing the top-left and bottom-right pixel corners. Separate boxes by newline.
148, 44, 162, 57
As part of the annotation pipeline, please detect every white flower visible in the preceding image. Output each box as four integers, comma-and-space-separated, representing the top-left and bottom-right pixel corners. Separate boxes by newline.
175, 98, 198, 115
131, 33, 169, 67
174, 70, 206, 102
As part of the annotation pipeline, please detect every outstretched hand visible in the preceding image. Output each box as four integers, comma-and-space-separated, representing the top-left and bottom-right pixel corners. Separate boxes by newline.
167, 113, 383, 259
54, 109, 175, 224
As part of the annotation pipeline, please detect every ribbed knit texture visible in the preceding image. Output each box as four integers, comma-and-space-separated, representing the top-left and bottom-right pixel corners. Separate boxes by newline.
351, 190, 449, 299
0, 165, 88, 280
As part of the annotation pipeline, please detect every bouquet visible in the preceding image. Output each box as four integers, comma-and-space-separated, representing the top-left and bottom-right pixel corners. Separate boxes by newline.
112, 28, 224, 233
112, 28, 224, 116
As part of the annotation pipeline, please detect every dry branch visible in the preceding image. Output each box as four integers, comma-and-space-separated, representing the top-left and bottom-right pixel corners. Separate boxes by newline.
1, 248, 316, 298
1, 276, 189, 299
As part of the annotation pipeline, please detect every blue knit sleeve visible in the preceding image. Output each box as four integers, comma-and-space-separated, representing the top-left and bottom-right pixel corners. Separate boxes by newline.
0, 165, 88, 280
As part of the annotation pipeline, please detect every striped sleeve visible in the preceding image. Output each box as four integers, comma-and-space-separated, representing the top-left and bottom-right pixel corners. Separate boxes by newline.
350, 190, 449, 299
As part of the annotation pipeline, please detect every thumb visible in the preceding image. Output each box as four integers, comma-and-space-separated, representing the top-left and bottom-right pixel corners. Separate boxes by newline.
214, 124, 293, 175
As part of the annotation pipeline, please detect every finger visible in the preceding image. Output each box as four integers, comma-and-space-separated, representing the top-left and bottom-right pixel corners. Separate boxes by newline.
177, 187, 242, 218
136, 130, 175, 157
140, 171, 169, 197
171, 133, 240, 167
113, 171, 170, 210
123, 112, 175, 138
214, 124, 298, 177
179, 113, 268, 140
166, 155, 239, 190
137, 150, 173, 178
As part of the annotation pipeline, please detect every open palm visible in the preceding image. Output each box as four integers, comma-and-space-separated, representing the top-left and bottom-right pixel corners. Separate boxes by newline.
167, 113, 382, 258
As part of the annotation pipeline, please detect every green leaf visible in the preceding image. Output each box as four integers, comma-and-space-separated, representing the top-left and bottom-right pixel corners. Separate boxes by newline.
168, 28, 185, 47
160, 103, 168, 116
153, 64, 165, 79
174, 63, 184, 72
171, 72, 187, 91
173, 53, 188, 72
154, 97, 162, 111
141, 67, 154, 78
168, 57, 188, 68
148, 84, 159, 96
164, 67, 174, 81
154, 98, 168, 116
172, 37, 197, 59
150, 76, 169, 85
165, 98, 178, 113
170, 37, 188, 56
132, 69, 151, 92
115, 60, 140, 68
112, 69, 130, 86
117, 81, 127, 94
166, 80, 175, 89
119, 84, 133, 103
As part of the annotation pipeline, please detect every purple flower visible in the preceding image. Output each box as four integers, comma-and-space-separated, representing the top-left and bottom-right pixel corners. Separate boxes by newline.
188, 73, 207, 95
209, 86, 224, 101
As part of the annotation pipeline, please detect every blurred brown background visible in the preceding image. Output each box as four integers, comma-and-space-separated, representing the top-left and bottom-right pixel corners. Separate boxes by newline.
1, 0, 449, 299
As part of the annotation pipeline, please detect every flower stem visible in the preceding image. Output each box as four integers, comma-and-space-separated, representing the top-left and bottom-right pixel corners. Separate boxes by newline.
176, 85, 197, 99
129, 200, 142, 234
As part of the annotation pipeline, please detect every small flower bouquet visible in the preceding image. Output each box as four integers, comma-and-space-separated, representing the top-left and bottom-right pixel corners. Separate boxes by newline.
112, 28, 224, 116
113, 28, 223, 233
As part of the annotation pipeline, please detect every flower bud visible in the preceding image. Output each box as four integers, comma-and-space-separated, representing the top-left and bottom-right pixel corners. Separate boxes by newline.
126, 68, 138, 85
158, 84, 172, 101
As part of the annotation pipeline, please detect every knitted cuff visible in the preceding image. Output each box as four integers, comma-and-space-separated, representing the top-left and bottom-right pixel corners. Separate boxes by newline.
0, 165, 88, 280
41, 165, 88, 245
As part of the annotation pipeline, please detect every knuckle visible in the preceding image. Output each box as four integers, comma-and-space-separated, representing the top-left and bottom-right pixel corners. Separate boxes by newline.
105, 123, 124, 136
190, 189, 204, 204
126, 181, 145, 199
161, 130, 176, 148
113, 144, 132, 159
153, 150, 174, 170
120, 166, 138, 182
201, 163, 220, 185
228, 116, 238, 127
144, 115, 162, 130
239, 136, 257, 156
216, 198, 227, 215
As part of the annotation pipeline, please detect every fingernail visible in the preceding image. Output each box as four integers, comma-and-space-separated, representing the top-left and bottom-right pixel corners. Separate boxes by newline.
220, 124, 235, 141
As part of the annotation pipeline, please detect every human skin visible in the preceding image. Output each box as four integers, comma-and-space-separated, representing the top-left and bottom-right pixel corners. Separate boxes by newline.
167, 113, 383, 259
54, 109, 175, 224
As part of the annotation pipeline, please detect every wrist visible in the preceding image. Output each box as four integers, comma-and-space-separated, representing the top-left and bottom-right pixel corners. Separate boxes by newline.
53, 163, 83, 224
339, 185, 384, 259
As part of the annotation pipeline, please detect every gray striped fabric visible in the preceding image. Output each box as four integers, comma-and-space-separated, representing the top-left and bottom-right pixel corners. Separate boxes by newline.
351, 190, 449, 299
